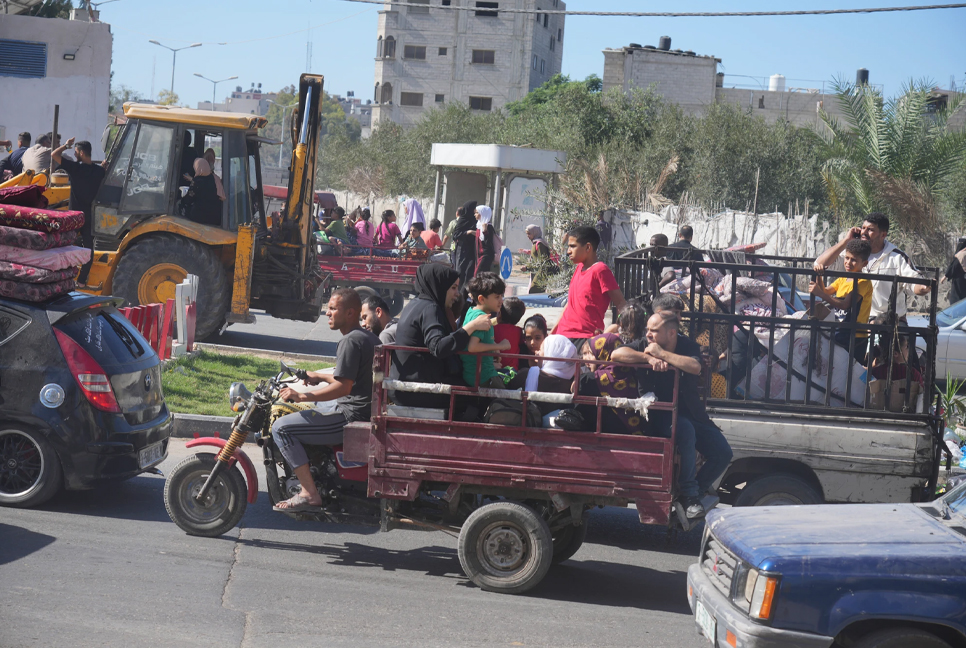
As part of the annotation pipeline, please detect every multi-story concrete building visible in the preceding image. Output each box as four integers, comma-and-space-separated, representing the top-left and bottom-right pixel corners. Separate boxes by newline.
603, 37, 861, 129
372, 0, 565, 127
198, 85, 277, 115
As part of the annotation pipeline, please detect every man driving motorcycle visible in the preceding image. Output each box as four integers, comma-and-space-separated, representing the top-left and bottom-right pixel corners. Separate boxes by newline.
272, 288, 380, 512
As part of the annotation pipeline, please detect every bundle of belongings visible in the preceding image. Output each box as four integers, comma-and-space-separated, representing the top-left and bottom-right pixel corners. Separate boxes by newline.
0, 185, 90, 302
659, 251, 869, 408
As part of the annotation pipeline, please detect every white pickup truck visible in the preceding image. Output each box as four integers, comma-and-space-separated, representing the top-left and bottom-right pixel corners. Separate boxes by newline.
614, 248, 945, 506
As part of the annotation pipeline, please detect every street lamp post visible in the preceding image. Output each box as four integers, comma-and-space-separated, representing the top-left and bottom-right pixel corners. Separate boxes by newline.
194, 74, 238, 111
148, 40, 202, 95
266, 99, 297, 168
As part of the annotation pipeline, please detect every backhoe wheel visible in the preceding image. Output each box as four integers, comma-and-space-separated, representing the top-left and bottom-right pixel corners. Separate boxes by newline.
458, 501, 553, 594
113, 234, 230, 341
164, 453, 247, 537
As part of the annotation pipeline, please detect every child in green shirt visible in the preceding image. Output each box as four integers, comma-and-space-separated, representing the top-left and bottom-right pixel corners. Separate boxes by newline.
461, 272, 512, 387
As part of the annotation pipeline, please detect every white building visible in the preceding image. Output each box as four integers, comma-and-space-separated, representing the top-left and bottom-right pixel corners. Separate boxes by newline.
198, 86, 277, 115
372, 0, 566, 127
0, 12, 112, 157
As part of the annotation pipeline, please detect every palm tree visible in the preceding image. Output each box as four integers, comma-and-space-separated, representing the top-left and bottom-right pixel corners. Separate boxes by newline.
819, 79, 966, 240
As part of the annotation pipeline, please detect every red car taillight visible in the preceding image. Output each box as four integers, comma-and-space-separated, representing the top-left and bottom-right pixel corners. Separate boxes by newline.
53, 328, 121, 413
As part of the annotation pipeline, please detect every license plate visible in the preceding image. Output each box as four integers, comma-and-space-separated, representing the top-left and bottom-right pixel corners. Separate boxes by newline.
139, 442, 164, 469
695, 599, 717, 644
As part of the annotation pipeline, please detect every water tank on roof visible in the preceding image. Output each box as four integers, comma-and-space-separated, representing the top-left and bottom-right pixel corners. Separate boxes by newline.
769, 74, 786, 93
716, 72, 725, 88
643, 45, 656, 49
856, 68, 869, 86
658, 36, 671, 51
685, 50, 696, 56
629, 43, 642, 48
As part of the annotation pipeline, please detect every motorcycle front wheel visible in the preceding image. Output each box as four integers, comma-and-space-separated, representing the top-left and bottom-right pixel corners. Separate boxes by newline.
164, 453, 248, 537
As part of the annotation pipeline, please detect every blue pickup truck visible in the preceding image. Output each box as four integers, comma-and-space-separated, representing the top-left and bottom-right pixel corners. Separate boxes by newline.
687, 481, 966, 648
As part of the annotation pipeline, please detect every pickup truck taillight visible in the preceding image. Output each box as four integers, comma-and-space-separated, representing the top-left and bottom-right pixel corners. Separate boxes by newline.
54, 329, 122, 413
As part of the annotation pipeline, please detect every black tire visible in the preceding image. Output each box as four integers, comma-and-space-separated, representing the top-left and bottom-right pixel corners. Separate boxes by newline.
551, 522, 587, 564
0, 427, 62, 508
113, 233, 231, 341
854, 628, 952, 648
354, 286, 378, 303
733, 473, 823, 507
385, 290, 405, 317
163, 453, 247, 537
457, 501, 553, 594
264, 457, 287, 507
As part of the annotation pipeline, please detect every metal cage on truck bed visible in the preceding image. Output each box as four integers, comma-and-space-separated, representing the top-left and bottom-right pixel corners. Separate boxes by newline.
613, 247, 947, 498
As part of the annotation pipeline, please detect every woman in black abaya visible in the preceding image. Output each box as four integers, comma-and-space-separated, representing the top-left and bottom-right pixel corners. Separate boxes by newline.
452, 200, 479, 290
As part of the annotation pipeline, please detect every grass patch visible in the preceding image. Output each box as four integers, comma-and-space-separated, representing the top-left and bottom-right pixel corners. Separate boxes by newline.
161, 350, 332, 416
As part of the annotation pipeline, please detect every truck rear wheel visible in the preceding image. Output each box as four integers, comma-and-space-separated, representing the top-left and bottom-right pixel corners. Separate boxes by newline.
458, 501, 553, 594
733, 474, 822, 507
113, 234, 230, 341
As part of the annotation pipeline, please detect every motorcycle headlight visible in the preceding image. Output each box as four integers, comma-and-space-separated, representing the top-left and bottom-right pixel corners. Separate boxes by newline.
228, 382, 252, 412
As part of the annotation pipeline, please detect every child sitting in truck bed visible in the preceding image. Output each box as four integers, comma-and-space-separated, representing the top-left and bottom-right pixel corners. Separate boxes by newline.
461, 272, 512, 389
810, 238, 873, 360
493, 296, 527, 370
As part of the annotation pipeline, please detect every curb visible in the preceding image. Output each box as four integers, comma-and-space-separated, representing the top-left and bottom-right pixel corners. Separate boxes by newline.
194, 342, 337, 364
172, 413, 235, 439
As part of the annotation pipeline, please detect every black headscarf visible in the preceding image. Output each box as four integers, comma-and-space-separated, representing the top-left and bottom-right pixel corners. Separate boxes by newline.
452, 200, 478, 240
414, 263, 459, 309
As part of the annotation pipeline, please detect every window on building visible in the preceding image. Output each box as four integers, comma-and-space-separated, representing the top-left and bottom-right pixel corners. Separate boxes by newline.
404, 45, 427, 60
400, 92, 424, 107
408, 0, 430, 13
442, 0, 451, 4
535, 11, 540, 22
558, 28, 562, 42
376, 36, 383, 58
475, 2, 498, 17
383, 36, 396, 58
0, 39, 47, 79
374, 83, 380, 103
543, 13, 548, 27
438, 47, 447, 56
435, 94, 445, 103
540, 59, 545, 73
469, 96, 492, 111
471, 50, 495, 65
531, 54, 538, 70
549, 36, 554, 51
380, 83, 393, 104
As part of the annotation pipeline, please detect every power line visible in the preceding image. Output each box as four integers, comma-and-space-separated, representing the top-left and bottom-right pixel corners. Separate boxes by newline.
334, 0, 966, 17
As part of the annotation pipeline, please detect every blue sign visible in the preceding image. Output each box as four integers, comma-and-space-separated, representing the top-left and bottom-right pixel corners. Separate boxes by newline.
500, 247, 513, 280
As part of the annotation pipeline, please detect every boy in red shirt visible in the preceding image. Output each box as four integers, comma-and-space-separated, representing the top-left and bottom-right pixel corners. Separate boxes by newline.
493, 296, 527, 369
552, 225, 626, 347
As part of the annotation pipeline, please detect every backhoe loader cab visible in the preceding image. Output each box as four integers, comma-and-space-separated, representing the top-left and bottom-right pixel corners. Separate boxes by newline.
83, 74, 326, 339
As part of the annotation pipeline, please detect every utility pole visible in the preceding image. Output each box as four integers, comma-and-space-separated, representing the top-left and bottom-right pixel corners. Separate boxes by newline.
194, 74, 238, 111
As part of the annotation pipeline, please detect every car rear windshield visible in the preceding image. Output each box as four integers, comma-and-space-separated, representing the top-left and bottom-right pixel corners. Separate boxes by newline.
55, 308, 153, 372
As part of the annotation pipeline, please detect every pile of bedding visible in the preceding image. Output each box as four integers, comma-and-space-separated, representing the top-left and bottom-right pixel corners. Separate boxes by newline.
0, 185, 89, 302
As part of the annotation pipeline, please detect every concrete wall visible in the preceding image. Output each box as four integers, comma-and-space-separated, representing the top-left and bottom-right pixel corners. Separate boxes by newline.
715, 87, 844, 128
0, 14, 112, 158
372, 0, 564, 128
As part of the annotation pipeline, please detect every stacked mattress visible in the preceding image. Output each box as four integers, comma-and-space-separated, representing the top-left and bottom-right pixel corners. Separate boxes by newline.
0, 185, 90, 302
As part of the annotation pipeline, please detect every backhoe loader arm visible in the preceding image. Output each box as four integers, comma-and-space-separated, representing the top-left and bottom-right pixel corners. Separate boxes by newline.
281, 74, 325, 294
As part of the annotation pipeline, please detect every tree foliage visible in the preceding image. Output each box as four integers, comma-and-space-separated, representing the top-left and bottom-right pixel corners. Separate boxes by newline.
32, 0, 74, 18
156, 89, 179, 106
109, 84, 145, 113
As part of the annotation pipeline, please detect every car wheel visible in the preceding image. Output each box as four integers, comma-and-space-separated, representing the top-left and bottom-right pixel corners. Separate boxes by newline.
855, 628, 952, 648
457, 501, 553, 594
0, 427, 62, 508
733, 473, 822, 507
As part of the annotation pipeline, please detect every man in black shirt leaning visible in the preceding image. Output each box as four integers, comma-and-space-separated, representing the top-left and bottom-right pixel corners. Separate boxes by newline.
612, 311, 733, 519
665, 225, 699, 261
271, 288, 380, 512
52, 137, 106, 284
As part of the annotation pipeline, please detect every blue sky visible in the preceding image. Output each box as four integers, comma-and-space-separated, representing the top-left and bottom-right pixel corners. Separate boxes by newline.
105, 0, 966, 107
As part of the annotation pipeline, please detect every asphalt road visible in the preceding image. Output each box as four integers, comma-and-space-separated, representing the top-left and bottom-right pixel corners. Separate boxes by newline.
0, 440, 707, 648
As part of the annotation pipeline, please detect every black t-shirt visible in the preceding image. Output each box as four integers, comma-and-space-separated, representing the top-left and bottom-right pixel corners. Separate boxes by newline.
59, 157, 106, 224
665, 239, 698, 261
335, 327, 380, 422
627, 334, 716, 433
